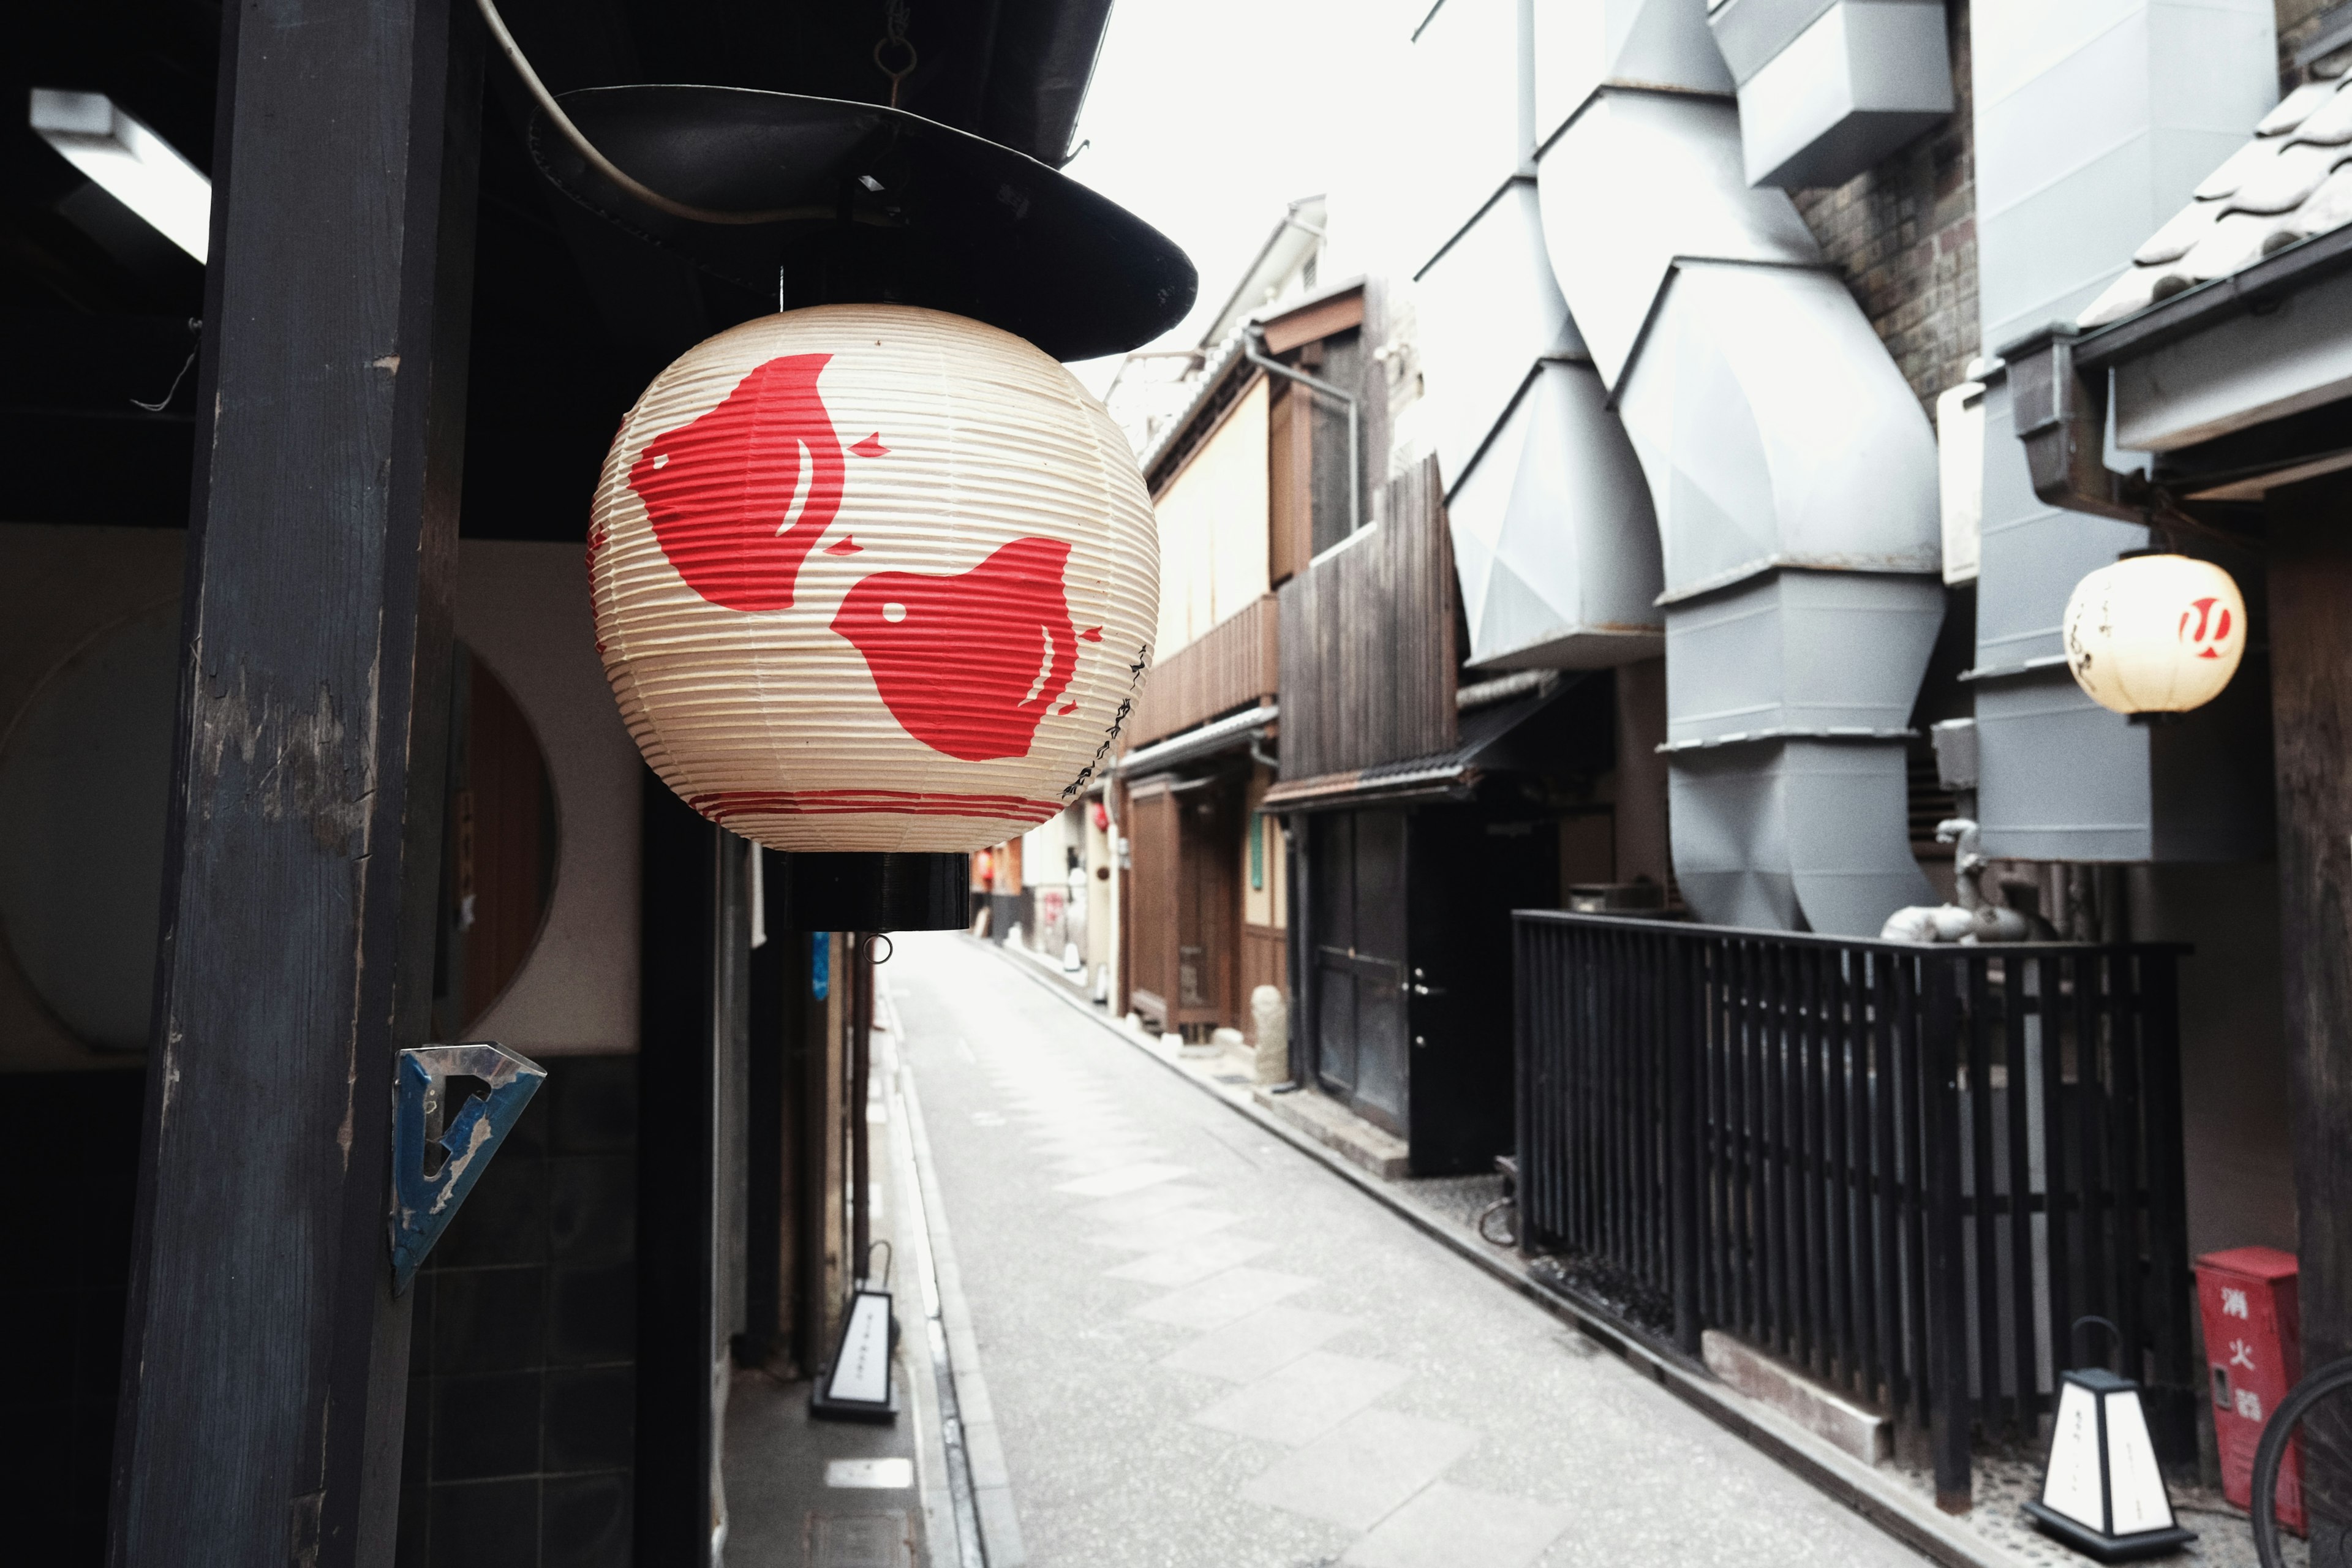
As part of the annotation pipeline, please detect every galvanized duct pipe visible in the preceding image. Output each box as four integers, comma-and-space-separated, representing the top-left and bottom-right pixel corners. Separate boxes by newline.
1409, 0, 1665, 672
1529, 0, 1942, 934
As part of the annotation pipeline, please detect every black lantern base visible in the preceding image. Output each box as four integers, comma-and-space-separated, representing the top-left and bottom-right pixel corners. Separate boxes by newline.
2021, 1502, 2196, 1562
775, 852, 968, 933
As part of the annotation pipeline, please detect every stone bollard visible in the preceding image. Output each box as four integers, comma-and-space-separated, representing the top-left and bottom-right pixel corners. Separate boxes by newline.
1250, 985, 1289, 1085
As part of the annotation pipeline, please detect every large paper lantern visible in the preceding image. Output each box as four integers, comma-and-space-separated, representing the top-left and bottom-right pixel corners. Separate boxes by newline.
2061, 555, 2244, 715
589, 304, 1158, 852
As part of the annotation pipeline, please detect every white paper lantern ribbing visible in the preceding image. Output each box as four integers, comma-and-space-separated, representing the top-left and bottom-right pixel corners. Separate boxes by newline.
589, 304, 1158, 852
2061, 555, 2244, 716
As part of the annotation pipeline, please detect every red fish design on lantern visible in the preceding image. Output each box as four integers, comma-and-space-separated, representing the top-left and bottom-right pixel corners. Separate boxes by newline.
589, 304, 1161, 854
628, 353, 846, 612
832, 536, 1080, 762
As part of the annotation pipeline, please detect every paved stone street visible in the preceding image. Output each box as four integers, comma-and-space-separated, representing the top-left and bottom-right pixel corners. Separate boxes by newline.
884, 933, 1930, 1568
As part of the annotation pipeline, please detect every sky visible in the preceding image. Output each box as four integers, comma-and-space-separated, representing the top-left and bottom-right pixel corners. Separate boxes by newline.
1058, 0, 1430, 391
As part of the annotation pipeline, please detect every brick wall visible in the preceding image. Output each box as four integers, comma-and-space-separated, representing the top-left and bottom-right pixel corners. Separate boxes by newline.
1791, 0, 1978, 413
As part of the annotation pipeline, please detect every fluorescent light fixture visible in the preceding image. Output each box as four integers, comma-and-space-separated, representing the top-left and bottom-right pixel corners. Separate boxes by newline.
29, 88, 211, 263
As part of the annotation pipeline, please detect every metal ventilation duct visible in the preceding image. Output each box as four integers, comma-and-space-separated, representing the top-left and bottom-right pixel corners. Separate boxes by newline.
1706, 0, 1953, 191
1419, 181, 1663, 669
1967, 0, 2278, 865
1447, 360, 1665, 669
1411, 1, 1666, 673
1530, 0, 1943, 935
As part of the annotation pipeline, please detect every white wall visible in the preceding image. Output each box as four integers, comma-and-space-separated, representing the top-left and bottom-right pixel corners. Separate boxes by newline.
0, 525, 183, 1071
1152, 376, 1273, 656
459, 541, 643, 1056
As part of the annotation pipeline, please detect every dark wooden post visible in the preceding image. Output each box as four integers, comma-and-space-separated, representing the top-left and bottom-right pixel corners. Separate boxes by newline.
2267, 473, 2352, 1525
1667, 932, 1702, 1356
107, 1, 481, 1563
2138, 949, 2198, 1462
848, 934, 875, 1281
636, 790, 750, 1562
743, 848, 791, 1368
1921, 954, 1975, 1513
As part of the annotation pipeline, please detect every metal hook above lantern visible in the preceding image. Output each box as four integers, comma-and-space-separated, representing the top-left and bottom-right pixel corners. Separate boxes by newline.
521, 83, 1194, 930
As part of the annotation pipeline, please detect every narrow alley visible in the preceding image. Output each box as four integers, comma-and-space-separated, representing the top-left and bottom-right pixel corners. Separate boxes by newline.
883, 933, 1927, 1568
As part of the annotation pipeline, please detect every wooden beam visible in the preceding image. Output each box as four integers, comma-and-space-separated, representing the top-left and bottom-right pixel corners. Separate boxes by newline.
108, 2, 483, 1563
1261, 285, 1365, 355
2267, 471, 2352, 1521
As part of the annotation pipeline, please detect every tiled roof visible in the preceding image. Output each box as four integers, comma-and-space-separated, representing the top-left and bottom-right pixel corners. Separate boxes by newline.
2079, 63, 2352, 328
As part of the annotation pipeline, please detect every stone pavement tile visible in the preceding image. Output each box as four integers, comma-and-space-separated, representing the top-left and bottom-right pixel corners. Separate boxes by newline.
1009, 1089, 1113, 1109
1130, 1267, 1319, 1330
1340, 1481, 1572, 1568
1028, 1122, 1142, 1148
1159, 1305, 1360, 1382
1019, 1113, 1121, 1134
1054, 1161, 1193, 1197
1036, 1137, 1150, 1164
1238, 1408, 1479, 1529
1047, 1144, 1170, 1177
1103, 1233, 1275, 1287
1071, 1183, 1219, 1223
1084, 1205, 1242, 1252
1191, 1352, 1409, 1446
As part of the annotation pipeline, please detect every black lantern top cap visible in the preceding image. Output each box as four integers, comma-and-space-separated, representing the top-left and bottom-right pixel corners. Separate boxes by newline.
530, 86, 1199, 363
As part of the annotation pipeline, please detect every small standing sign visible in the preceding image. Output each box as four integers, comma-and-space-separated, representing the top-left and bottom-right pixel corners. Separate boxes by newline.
812, 1286, 897, 1422
2025, 1317, 2196, 1561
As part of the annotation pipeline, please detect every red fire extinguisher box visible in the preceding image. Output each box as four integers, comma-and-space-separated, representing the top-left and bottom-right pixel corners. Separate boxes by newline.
2195, 1245, 2302, 1533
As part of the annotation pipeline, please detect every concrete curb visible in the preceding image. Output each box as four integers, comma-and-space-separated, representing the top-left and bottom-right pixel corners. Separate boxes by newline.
887, 975, 1023, 1568
976, 938, 2034, 1568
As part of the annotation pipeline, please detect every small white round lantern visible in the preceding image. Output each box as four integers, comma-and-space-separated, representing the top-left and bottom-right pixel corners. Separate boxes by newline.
589, 304, 1158, 852
2061, 554, 2244, 715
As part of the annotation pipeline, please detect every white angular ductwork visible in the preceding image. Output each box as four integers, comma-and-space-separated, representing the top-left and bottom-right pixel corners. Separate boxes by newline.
1419, 182, 1665, 669
1530, 0, 1943, 935
1707, 0, 1953, 192
1409, 0, 1667, 673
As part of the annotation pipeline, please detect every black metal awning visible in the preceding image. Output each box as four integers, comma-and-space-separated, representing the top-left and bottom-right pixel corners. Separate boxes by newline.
1261, 676, 1580, 813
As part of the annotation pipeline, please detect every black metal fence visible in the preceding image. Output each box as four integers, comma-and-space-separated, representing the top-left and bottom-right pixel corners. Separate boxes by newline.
1513, 910, 2193, 1504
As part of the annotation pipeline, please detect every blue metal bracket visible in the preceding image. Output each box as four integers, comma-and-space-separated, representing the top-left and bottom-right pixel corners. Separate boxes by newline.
388, 1041, 546, 1294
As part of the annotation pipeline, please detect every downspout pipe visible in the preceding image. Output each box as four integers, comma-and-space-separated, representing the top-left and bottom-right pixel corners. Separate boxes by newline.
1245, 327, 1362, 535
2007, 326, 2148, 525
2003, 323, 2254, 556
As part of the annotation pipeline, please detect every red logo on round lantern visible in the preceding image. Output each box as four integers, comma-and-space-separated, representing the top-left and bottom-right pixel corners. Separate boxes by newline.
627, 352, 1087, 764
2179, 596, 2233, 661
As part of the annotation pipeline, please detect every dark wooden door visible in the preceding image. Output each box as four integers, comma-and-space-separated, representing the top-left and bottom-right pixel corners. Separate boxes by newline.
1125, 785, 1180, 1026
1311, 809, 1409, 1133
1175, 784, 1238, 1027
1311, 813, 1356, 1096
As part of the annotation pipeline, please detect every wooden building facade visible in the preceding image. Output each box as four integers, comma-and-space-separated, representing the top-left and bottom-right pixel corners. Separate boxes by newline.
1104, 279, 1382, 1041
